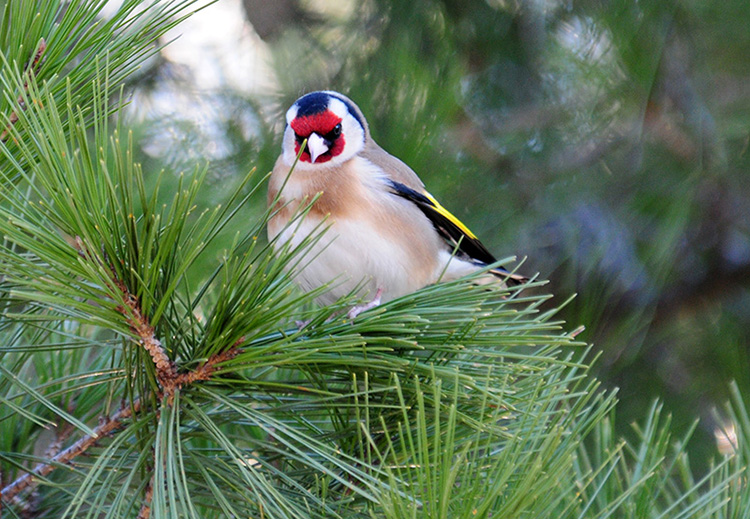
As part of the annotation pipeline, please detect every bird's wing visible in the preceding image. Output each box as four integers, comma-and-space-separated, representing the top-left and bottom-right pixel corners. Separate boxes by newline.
363, 140, 527, 284
386, 180, 527, 284
361, 142, 426, 189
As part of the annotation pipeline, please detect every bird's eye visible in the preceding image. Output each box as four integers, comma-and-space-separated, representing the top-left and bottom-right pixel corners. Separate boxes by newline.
325, 123, 342, 141
294, 132, 305, 143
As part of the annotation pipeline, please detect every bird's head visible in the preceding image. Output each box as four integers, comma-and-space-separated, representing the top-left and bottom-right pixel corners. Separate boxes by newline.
282, 91, 369, 169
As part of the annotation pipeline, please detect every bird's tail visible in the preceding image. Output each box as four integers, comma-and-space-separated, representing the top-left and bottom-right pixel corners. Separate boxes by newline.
489, 267, 529, 286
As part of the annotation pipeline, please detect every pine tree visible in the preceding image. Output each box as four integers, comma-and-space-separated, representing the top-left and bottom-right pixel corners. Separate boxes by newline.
0, 1, 748, 518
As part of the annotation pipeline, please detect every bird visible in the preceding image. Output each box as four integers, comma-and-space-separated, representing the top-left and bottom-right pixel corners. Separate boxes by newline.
267, 90, 526, 318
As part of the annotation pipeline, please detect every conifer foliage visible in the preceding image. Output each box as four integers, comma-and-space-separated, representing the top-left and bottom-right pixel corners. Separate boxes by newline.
0, 2, 748, 518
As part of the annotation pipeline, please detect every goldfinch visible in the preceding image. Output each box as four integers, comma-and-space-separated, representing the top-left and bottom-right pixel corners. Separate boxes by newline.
268, 90, 526, 316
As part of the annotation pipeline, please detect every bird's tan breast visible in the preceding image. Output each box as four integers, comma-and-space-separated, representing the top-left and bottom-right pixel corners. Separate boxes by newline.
267, 156, 446, 301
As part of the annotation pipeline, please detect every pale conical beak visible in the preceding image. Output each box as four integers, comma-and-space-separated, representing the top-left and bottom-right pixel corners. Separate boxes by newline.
307, 132, 329, 163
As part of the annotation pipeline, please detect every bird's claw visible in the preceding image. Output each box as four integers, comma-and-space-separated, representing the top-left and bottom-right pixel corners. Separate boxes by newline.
347, 288, 383, 320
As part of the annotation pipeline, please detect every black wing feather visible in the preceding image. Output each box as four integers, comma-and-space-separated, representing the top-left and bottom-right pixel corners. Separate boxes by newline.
387, 180, 527, 284
386, 181, 494, 262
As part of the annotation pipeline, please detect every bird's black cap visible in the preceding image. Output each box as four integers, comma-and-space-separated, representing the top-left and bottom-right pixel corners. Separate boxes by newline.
295, 91, 365, 130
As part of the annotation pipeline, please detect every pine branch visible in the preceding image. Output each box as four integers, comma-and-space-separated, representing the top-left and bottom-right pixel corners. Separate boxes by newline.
8, 418, 73, 518
0, 339, 240, 505
109, 269, 244, 398
0, 38, 46, 142
112, 272, 178, 388
136, 476, 154, 519
0, 399, 142, 502
73, 236, 176, 387
173, 344, 243, 387
75, 236, 244, 400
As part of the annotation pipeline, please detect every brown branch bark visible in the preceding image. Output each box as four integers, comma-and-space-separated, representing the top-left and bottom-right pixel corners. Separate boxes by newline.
74, 236, 178, 394
75, 237, 244, 399
174, 346, 242, 387
136, 476, 154, 519
0, 244, 249, 506
110, 273, 178, 390
1, 399, 142, 503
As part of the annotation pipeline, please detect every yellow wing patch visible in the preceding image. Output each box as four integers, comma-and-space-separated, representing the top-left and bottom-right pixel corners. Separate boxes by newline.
422, 191, 479, 240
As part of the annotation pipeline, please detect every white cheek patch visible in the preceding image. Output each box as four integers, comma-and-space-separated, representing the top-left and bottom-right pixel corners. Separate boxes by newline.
285, 104, 299, 125
327, 98, 348, 119
341, 119, 364, 156
328, 98, 365, 159
282, 126, 300, 166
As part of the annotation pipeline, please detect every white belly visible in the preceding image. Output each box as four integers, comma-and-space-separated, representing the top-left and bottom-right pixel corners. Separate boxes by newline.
274, 216, 428, 306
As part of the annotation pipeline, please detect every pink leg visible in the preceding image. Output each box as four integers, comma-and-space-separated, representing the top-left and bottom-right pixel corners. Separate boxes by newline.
347, 288, 383, 320
295, 319, 312, 330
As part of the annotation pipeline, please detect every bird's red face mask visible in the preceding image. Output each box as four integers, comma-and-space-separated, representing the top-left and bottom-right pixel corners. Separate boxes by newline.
290, 111, 345, 164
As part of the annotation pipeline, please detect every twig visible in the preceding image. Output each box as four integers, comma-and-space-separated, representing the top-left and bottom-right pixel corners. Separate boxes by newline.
0, 243, 244, 510
0, 340, 241, 508
74, 237, 178, 393
112, 273, 178, 390
7, 418, 78, 516
74, 237, 245, 400
44, 407, 77, 460
0, 38, 47, 142
1, 399, 141, 503
133, 344, 242, 516
136, 476, 154, 519
174, 346, 242, 387
6, 415, 79, 516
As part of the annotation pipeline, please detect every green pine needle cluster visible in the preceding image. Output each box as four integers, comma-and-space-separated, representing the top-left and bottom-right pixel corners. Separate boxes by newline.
0, 1, 748, 518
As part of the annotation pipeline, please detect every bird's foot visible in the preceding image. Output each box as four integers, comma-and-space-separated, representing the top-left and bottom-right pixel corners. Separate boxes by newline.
347, 288, 383, 320
295, 319, 312, 330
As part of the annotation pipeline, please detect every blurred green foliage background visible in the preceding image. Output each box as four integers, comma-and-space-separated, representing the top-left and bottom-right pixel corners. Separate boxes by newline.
127, 0, 750, 469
